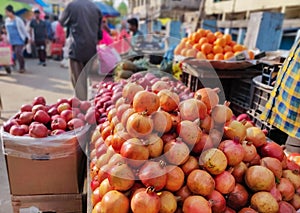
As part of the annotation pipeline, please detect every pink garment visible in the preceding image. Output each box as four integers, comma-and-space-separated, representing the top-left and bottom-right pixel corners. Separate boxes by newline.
113, 29, 131, 54
55, 23, 66, 45
99, 30, 113, 46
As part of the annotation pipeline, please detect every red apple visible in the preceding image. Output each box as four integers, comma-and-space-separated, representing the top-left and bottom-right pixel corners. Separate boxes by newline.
57, 102, 71, 114
19, 111, 34, 125
32, 104, 47, 114
72, 108, 81, 116
67, 118, 85, 130
56, 98, 69, 106
34, 110, 51, 124
13, 112, 21, 119
85, 107, 100, 125
80, 101, 91, 112
51, 114, 61, 121
20, 104, 33, 112
51, 117, 67, 130
29, 123, 48, 138
77, 113, 85, 121
51, 129, 66, 135
32, 96, 46, 106
60, 109, 74, 122
3, 119, 19, 132
47, 106, 58, 116
69, 97, 81, 108
20, 124, 29, 134
9, 125, 26, 136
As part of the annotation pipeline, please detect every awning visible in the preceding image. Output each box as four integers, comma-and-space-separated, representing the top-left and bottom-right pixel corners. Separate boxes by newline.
93, 1, 120, 17
0, 0, 31, 15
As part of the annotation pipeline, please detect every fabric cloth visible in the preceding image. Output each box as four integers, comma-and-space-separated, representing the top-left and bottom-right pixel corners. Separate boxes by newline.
69, 59, 87, 100
59, 0, 102, 63
5, 16, 29, 43
5, 20, 23, 45
261, 39, 300, 139
30, 19, 47, 42
12, 45, 25, 69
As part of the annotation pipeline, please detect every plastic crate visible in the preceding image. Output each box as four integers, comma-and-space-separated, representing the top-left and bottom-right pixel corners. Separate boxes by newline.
261, 63, 281, 86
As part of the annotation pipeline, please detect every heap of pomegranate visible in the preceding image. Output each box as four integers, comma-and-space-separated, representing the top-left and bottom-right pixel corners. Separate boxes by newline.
89, 73, 300, 213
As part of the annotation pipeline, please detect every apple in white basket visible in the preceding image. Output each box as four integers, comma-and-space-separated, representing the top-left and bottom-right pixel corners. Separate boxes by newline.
57, 103, 71, 114
51, 117, 67, 130
32, 104, 47, 114
20, 124, 29, 134
3, 119, 19, 132
67, 118, 85, 130
9, 125, 26, 136
79, 101, 91, 113
34, 110, 51, 124
20, 104, 33, 112
32, 96, 46, 106
29, 123, 48, 138
77, 113, 85, 121
60, 109, 74, 122
56, 98, 69, 106
19, 111, 34, 125
69, 96, 81, 108
51, 114, 61, 121
51, 129, 66, 135
48, 106, 58, 116
72, 108, 81, 116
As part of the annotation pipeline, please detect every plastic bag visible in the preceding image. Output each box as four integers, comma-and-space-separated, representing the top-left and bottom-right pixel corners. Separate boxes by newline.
97, 45, 121, 75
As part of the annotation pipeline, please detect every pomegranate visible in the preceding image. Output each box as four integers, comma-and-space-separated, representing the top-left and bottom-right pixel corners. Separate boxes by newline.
157, 89, 180, 112
277, 178, 295, 201
227, 183, 249, 211
144, 134, 164, 158
122, 82, 143, 104
290, 193, 300, 210
151, 111, 172, 134
260, 157, 283, 179
175, 185, 192, 204
187, 169, 215, 196
199, 148, 228, 175
214, 171, 235, 194
223, 207, 236, 213
209, 128, 223, 147
111, 131, 131, 153
278, 201, 296, 213
206, 190, 226, 213
194, 87, 220, 111
108, 153, 126, 166
232, 161, 248, 183
211, 103, 233, 124
248, 153, 261, 166
245, 127, 267, 147
200, 115, 214, 133
98, 178, 113, 201
116, 104, 131, 121
181, 156, 199, 176
282, 170, 300, 189
224, 120, 247, 142
101, 190, 129, 213
183, 195, 212, 213
270, 185, 282, 202
131, 188, 161, 213
286, 159, 300, 173
218, 139, 245, 166
259, 142, 284, 161
250, 191, 279, 213
151, 80, 169, 93
177, 120, 202, 146
121, 108, 135, 127
164, 139, 190, 166
241, 141, 257, 162
192, 133, 214, 154
126, 113, 153, 138
158, 191, 177, 213
108, 163, 135, 191
165, 165, 185, 192
133, 91, 160, 115
238, 207, 257, 213
179, 99, 207, 121
245, 165, 275, 191
138, 161, 167, 191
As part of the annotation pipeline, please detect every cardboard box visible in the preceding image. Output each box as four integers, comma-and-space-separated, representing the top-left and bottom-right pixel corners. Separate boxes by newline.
2, 126, 89, 195
11, 193, 82, 213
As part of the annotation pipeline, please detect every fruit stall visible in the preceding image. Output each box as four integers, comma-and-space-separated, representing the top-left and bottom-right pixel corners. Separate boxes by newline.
1, 29, 300, 213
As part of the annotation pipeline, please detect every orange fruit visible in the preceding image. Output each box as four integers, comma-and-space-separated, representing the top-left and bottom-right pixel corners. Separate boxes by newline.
223, 34, 232, 44
196, 51, 207, 60
229, 40, 237, 47
186, 48, 197, 58
233, 44, 244, 53
197, 28, 207, 37
223, 45, 233, 53
191, 32, 202, 43
224, 51, 234, 60
185, 40, 195, 48
204, 29, 211, 35
214, 53, 224, 60
248, 50, 255, 60
212, 45, 223, 54
180, 48, 188, 56
174, 45, 183, 55
198, 37, 208, 46
206, 32, 216, 44
181, 37, 189, 43
206, 53, 214, 60
201, 43, 212, 54
214, 31, 223, 38
193, 43, 202, 51
215, 37, 226, 47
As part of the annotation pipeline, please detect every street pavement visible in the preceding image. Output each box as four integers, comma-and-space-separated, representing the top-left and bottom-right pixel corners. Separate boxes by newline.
0, 58, 74, 212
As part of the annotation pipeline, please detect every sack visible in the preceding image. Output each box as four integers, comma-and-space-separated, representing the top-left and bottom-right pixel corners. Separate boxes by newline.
0, 44, 13, 66
97, 45, 121, 75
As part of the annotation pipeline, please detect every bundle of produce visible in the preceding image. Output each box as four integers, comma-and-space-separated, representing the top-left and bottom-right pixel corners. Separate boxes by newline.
89, 73, 300, 213
174, 28, 254, 61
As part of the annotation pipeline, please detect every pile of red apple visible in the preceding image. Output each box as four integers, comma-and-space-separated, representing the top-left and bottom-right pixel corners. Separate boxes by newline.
3, 96, 92, 138
88, 76, 300, 213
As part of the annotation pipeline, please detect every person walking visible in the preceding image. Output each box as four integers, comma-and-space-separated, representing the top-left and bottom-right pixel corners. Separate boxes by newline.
29, 9, 47, 66
4, 5, 29, 73
59, 0, 102, 100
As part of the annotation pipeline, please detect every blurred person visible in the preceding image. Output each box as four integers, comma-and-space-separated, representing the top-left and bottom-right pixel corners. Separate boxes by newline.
59, 0, 102, 100
51, 15, 59, 37
99, 18, 113, 46
0, 25, 12, 74
127, 17, 143, 47
261, 38, 300, 152
44, 15, 53, 41
4, 5, 29, 73
29, 9, 47, 66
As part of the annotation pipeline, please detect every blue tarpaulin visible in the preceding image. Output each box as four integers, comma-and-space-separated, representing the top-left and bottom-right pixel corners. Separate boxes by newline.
93, 1, 120, 17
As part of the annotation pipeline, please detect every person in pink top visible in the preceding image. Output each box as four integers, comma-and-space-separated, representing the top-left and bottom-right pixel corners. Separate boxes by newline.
54, 22, 65, 45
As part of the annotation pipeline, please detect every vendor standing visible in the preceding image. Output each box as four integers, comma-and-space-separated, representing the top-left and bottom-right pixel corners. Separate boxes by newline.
261, 38, 300, 152
127, 17, 143, 47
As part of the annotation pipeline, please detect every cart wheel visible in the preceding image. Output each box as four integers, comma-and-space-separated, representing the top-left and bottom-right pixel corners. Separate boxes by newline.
5, 66, 11, 74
